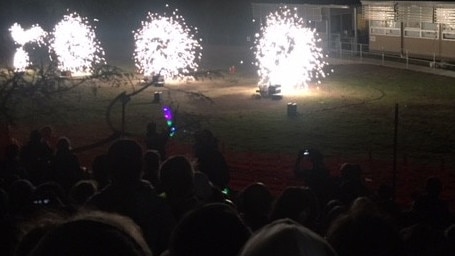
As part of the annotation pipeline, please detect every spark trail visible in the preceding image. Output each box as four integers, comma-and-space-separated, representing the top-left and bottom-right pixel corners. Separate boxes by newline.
133, 8, 202, 80
254, 6, 329, 93
9, 23, 47, 71
49, 12, 105, 76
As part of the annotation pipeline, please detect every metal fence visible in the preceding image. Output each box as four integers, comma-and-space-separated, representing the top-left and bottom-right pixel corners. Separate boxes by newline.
324, 40, 455, 73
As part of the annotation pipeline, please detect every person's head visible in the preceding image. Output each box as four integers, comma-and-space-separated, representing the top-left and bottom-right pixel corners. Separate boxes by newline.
269, 186, 320, 230
91, 154, 110, 189
69, 180, 98, 207
168, 203, 251, 256
237, 182, 273, 217
9, 179, 35, 213
239, 218, 337, 256
159, 155, 195, 198
56, 137, 71, 151
27, 211, 152, 256
143, 150, 161, 181
40, 126, 53, 140
339, 163, 362, 181
326, 197, 402, 256
107, 139, 143, 184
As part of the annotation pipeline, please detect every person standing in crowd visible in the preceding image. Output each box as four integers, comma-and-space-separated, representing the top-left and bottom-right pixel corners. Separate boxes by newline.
145, 122, 170, 161
19, 129, 53, 186
87, 138, 175, 255
193, 129, 230, 191
50, 137, 84, 194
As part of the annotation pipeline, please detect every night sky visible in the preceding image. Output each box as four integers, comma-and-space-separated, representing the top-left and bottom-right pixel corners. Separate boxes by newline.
0, 0, 359, 63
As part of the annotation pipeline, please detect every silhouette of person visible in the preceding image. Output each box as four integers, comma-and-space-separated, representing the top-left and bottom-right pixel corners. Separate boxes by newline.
89, 154, 110, 190
40, 126, 56, 152
236, 182, 274, 232
326, 197, 403, 256
142, 149, 161, 192
166, 203, 251, 256
145, 122, 169, 161
68, 180, 98, 210
23, 210, 153, 256
269, 186, 321, 233
410, 176, 451, 229
337, 163, 370, 205
50, 137, 84, 194
20, 129, 53, 185
239, 218, 337, 256
193, 129, 230, 190
159, 155, 201, 221
0, 143, 28, 188
293, 148, 334, 206
87, 138, 175, 255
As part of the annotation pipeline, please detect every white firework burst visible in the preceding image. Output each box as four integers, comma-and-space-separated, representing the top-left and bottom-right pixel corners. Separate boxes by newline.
254, 6, 328, 93
133, 9, 202, 79
49, 12, 105, 76
9, 23, 47, 71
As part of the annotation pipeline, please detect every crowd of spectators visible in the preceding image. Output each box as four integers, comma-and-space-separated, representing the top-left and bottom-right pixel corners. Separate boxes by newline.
0, 125, 454, 256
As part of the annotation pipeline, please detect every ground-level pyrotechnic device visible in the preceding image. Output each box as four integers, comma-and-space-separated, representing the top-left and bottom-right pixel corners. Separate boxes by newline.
256, 84, 282, 100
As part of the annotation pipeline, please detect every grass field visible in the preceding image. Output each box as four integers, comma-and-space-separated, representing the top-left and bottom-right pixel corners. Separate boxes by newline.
5, 49, 455, 208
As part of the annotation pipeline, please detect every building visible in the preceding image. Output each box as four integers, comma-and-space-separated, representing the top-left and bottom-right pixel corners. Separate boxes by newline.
362, 1, 455, 61
251, 2, 359, 50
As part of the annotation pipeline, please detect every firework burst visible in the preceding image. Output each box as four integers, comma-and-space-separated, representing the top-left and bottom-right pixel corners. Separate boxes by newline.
9, 23, 47, 71
49, 12, 105, 76
133, 8, 202, 79
254, 6, 328, 93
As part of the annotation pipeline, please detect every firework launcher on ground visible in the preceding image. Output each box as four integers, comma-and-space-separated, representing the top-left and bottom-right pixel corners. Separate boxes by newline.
256, 84, 282, 100
143, 72, 165, 87
151, 74, 165, 87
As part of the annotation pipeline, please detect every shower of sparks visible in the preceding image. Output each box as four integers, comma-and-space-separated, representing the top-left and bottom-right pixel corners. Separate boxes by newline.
49, 12, 105, 76
133, 8, 202, 80
254, 6, 328, 93
9, 23, 47, 71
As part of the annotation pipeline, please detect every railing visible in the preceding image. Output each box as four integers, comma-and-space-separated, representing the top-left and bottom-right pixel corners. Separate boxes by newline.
324, 40, 455, 72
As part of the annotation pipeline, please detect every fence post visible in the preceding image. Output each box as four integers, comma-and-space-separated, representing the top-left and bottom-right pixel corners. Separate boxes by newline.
392, 103, 399, 200
433, 53, 436, 69
339, 41, 343, 59
406, 50, 409, 69
360, 44, 363, 62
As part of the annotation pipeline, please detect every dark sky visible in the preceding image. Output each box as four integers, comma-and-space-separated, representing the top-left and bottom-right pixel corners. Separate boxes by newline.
1, 0, 360, 28
0, 0, 359, 54
1, 0, 257, 44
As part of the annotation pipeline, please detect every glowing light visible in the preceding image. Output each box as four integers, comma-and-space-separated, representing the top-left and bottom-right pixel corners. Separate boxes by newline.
13, 48, 30, 71
9, 23, 47, 71
163, 106, 176, 137
253, 6, 328, 93
10, 23, 47, 46
133, 9, 202, 79
49, 12, 105, 76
